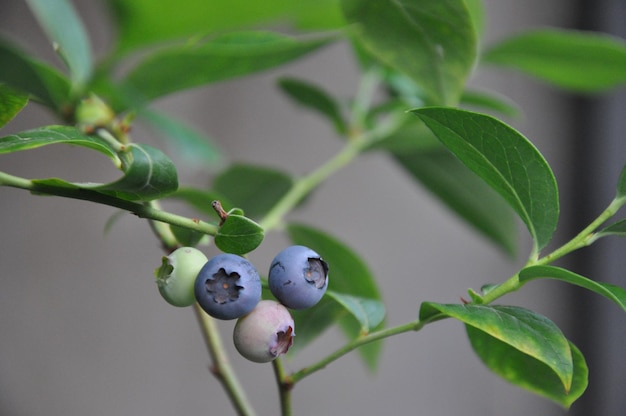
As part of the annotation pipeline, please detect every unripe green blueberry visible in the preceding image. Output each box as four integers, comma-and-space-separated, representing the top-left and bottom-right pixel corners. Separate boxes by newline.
155, 247, 208, 307
233, 300, 295, 363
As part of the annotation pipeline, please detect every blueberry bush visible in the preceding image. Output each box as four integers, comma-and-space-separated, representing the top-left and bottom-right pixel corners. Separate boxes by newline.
1, 0, 625, 415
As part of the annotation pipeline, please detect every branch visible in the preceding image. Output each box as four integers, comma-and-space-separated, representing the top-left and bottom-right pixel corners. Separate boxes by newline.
0, 170, 219, 235
194, 305, 257, 416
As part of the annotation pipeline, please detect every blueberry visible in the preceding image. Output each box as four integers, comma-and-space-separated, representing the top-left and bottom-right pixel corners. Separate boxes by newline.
155, 247, 208, 307
233, 300, 295, 363
268, 245, 329, 309
194, 253, 261, 320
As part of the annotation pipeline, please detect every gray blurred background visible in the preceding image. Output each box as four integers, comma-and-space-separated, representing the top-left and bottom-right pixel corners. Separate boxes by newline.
1, 1, 624, 415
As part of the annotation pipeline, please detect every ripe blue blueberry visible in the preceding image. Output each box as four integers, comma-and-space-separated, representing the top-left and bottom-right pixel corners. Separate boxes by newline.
233, 300, 295, 363
194, 253, 261, 320
268, 245, 329, 309
155, 247, 208, 307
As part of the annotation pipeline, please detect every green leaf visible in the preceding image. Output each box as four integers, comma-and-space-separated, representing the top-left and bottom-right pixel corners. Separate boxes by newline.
0, 41, 71, 110
169, 224, 206, 247
0, 85, 28, 129
291, 0, 345, 31
463, 0, 485, 37
394, 148, 517, 256
287, 291, 385, 358
419, 303, 574, 392
287, 223, 384, 370
25, 0, 93, 87
326, 291, 385, 333
381, 70, 428, 107
482, 28, 626, 92
366, 116, 440, 153
120, 32, 335, 105
412, 107, 559, 252
0, 125, 119, 165
88, 143, 178, 201
341, 0, 477, 105
278, 77, 347, 134
29, 143, 179, 201
288, 223, 381, 299
212, 163, 294, 219
288, 296, 344, 353
214, 214, 264, 255
461, 89, 520, 118
595, 219, 626, 240
519, 265, 626, 312
1, 127, 179, 201
227, 207, 245, 216
139, 109, 222, 167
108, 0, 344, 54
467, 328, 588, 408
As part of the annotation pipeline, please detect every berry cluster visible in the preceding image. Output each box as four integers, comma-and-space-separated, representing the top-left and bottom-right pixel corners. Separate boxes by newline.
155, 245, 329, 363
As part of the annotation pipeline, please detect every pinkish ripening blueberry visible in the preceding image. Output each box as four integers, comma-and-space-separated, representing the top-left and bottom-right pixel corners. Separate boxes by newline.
233, 300, 295, 363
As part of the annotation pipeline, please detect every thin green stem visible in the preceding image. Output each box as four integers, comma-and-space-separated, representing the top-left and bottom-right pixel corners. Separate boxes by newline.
477, 273, 520, 305
146, 200, 180, 250
194, 304, 257, 416
259, 142, 362, 231
1, 171, 252, 413
479, 196, 626, 305
95, 127, 128, 152
0, 170, 219, 236
290, 315, 441, 384
259, 114, 404, 233
272, 358, 293, 416
350, 67, 381, 129
535, 196, 626, 266
258, 67, 404, 233
291, 194, 626, 384
0, 170, 31, 189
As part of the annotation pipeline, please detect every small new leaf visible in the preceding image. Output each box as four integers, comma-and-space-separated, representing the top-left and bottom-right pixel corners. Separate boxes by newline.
214, 214, 264, 255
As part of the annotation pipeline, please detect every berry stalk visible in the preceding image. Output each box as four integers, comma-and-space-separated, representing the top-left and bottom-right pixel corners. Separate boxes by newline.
194, 304, 257, 416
